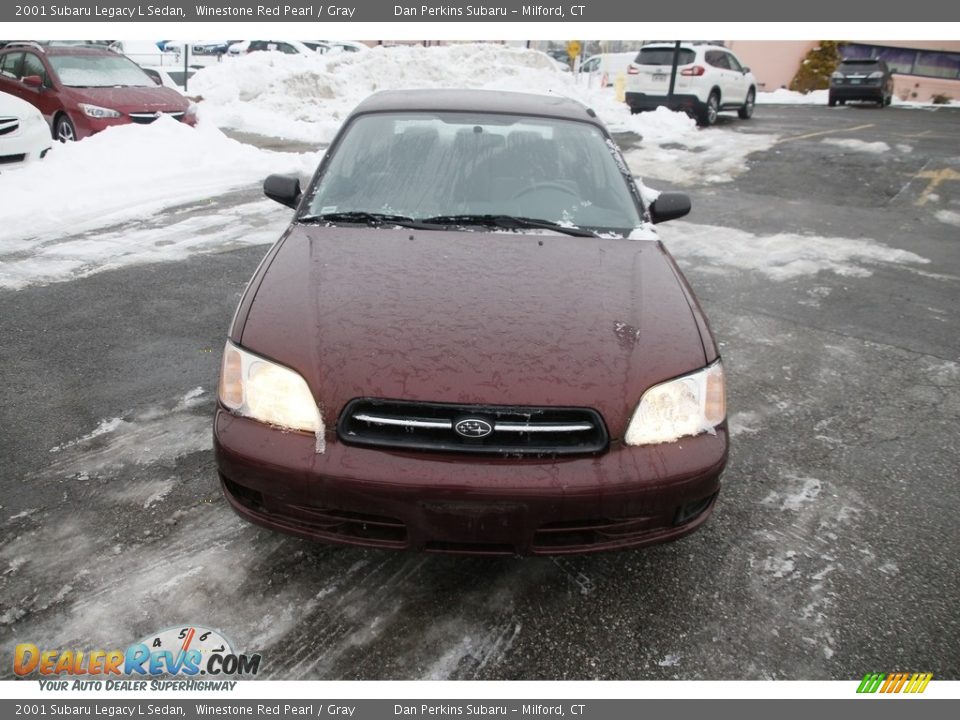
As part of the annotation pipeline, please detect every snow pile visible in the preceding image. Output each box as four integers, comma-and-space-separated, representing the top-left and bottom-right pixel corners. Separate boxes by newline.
191, 45, 777, 185
0, 117, 317, 245
192, 43, 671, 142
658, 221, 930, 280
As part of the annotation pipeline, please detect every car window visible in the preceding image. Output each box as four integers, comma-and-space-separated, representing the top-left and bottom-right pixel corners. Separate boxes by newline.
308, 112, 643, 231
635, 48, 696, 66
21, 52, 50, 87
838, 60, 883, 74
725, 52, 743, 72
706, 51, 731, 70
48, 53, 155, 87
277, 43, 299, 55
0, 51, 24, 80
582, 57, 599, 72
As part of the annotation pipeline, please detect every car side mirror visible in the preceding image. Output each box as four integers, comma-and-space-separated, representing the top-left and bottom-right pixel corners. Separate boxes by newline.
22, 75, 43, 89
649, 192, 691, 224
263, 174, 302, 209
742, 66, 751, 74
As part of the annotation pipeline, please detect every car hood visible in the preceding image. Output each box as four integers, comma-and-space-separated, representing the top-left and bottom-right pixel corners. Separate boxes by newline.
63, 85, 188, 111
239, 226, 709, 438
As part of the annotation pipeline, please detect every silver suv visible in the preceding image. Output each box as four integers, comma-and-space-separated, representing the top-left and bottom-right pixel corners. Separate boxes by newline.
625, 43, 758, 126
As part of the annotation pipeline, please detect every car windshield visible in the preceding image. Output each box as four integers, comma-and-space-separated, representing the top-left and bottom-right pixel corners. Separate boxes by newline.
49, 54, 154, 87
636, 48, 696, 66
305, 111, 643, 232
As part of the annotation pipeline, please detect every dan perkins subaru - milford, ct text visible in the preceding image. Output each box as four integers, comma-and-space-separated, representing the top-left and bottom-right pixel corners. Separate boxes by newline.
394, 5, 584, 17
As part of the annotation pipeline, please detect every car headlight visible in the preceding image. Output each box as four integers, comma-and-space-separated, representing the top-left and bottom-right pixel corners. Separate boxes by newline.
830, 71, 844, 80
624, 360, 726, 446
78, 103, 122, 119
218, 341, 323, 435
867, 71, 884, 79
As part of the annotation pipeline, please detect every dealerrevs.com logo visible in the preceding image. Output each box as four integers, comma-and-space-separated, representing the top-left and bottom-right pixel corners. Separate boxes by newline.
857, 672, 933, 694
14, 626, 262, 683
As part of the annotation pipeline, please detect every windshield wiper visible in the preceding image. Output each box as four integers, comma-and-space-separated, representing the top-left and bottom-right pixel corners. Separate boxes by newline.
418, 214, 598, 238
298, 211, 433, 230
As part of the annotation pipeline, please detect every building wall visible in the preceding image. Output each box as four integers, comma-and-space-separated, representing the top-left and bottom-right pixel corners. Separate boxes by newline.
726, 40, 960, 101
726, 41, 815, 90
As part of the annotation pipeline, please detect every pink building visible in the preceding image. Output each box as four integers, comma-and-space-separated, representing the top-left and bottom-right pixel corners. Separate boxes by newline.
727, 40, 960, 102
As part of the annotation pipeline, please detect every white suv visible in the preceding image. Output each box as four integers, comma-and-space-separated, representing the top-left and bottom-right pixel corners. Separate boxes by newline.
625, 43, 757, 126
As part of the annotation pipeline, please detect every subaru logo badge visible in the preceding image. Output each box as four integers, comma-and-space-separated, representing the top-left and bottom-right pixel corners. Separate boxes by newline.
454, 418, 493, 439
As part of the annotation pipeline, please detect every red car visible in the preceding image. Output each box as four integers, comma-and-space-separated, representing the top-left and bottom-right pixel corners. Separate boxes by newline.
0, 42, 195, 142
215, 89, 728, 555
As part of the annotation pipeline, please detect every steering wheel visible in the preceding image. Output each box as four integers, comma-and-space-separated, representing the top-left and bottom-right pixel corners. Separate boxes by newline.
511, 181, 580, 200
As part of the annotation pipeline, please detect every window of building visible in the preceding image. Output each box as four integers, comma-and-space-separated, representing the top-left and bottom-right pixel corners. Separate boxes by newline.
839, 43, 960, 80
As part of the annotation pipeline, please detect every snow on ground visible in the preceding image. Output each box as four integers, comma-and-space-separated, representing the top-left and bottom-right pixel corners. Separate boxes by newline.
623, 116, 777, 184
0, 197, 291, 290
820, 138, 891, 154
757, 89, 829, 105
935, 209, 960, 227
44, 387, 212, 477
658, 221, 930, 280
0, 117, 316, 246
758, 87, 960, 107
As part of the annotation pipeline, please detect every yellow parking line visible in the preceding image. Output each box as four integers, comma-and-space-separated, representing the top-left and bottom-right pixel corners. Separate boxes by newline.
777, 123, 876, 144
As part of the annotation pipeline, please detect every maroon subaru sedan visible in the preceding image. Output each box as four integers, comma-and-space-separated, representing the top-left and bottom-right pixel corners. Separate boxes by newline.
215, 89, 727, 555
0, 43, 195, 142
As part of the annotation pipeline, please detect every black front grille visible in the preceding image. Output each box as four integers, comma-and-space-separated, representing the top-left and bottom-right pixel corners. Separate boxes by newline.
0, 153, 26, 165
338, 398, 608, 456
0, 117, 20, 136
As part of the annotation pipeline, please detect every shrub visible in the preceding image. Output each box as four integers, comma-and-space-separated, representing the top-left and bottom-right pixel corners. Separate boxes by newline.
790, 41, 842, 93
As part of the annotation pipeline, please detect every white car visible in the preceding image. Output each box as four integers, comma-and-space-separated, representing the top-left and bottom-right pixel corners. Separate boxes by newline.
580, 52, 636, 86
228, 40, 318, 57
0, 91, 51, 171
625, 43, 757, 126
108, 40, 176, 67
319, 40, 368, 53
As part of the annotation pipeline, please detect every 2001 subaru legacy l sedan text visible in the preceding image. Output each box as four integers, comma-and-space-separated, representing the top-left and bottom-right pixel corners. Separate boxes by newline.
214, 89, 728, 555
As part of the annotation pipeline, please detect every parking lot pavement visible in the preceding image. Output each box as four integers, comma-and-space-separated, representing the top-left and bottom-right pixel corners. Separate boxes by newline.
1, 105, 958, 680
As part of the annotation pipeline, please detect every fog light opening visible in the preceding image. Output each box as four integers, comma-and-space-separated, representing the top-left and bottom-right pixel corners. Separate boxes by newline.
673, 494, 716, 526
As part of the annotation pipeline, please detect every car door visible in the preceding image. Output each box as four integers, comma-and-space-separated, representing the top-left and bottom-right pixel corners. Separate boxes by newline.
722, 51, 750, 105
704, 50, 738, 105
19, 51, 58, 125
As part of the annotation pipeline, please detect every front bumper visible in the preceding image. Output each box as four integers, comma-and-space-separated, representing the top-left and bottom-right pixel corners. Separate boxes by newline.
829, 83, 884, 101
0, 119, 51, 169
214, 409, 728, 556
74, 110, 196, 139
625, 92, 705, 114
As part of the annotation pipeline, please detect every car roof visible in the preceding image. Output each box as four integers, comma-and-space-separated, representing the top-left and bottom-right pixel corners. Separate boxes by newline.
639, 43, 725, 51
44, 46, 118, 57
348, 89, 603, 127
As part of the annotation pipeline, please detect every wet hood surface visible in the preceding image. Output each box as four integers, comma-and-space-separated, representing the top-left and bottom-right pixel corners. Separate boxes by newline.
240, 226, 708, 436
63, 85, 189, 112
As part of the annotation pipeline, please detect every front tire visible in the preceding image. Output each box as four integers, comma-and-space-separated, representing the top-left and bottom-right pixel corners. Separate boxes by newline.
739, 88, 756, 119
698, 92, 720, 127
55, 115, 77, 142
828, 95, 837, 107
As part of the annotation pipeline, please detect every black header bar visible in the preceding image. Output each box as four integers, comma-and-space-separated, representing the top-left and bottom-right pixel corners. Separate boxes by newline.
3, 0, 958, 23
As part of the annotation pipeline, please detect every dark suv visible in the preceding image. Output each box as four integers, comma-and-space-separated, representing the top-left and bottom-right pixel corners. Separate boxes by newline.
829, 58, 894, 107
0, 42, 195, 142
